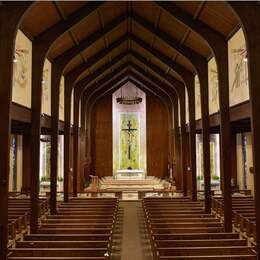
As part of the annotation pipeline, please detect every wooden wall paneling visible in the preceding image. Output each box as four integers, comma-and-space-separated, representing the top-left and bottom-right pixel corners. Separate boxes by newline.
91, 95, 113, 177
146, 94, 169, 178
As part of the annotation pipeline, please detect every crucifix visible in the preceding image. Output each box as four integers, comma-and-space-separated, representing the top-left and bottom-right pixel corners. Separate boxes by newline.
122, 120, 137, 160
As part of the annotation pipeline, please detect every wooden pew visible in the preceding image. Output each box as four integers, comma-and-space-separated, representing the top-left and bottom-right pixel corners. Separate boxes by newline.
7, 197, 49, 240
212, 195, 257, 239
8, 197, 118, 260
143, 197, 256, 259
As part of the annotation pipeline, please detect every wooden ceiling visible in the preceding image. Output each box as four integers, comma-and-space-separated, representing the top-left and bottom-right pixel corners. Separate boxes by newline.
21, 1, 240, 95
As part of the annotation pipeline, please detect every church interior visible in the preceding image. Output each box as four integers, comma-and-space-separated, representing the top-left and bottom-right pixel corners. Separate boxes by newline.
1, 1, 260, 259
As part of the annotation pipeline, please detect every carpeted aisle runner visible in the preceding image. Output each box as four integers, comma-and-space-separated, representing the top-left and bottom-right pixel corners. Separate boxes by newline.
111, 201, 153, 260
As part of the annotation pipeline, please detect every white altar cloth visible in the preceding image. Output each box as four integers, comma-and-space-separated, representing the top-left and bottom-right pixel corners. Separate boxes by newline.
115, 169, 144, 179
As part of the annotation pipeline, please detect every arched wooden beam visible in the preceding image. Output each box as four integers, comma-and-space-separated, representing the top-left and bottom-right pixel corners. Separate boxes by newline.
0, 3, 33, 258
132, 12, 211, 211
227, 2, 260, 254
130, 50, 189, 195
81, 75, 130, 186
76, 70, 130, 190
70, 54, 129, 195
69, 60, 130, 196
130, 33, 197, 200
50, 33, 128, 209
30, 2, 105, 232
157, 1, 232, 231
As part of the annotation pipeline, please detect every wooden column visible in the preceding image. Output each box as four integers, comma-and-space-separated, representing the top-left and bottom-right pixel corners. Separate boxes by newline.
187, 79, 197, 201
30, 42, 47, 234
198, 65, 211, 214
22, 134, 31, 193
50, 64, 62, 214
230, 132, 238, 188
179, 91, 187, 196
173, 96, 182, 191
0, 3, 31, 259
217, 44, 232, 232
73, 89, 80, 196
80, 94, 87, 190
156, 0, 232, 228
63, 77, 73, 202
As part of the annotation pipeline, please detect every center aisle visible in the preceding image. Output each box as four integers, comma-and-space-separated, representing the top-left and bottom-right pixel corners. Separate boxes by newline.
114, 201, 152, 260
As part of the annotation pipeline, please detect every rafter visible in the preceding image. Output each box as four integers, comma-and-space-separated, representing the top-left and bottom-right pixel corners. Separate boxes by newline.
75, 51, 129, 91
129, 71, 172, 101
130, 34, 194, 80
64, 34, 128, 84
130, 50, 185, 92
86, 68, 171, 109
156, 2, 225, 46
131, 12, 205, 71
35, 2, 105, 46
55, 14, 128, 68
83, 65, 130, 100
85, 71, 130, 102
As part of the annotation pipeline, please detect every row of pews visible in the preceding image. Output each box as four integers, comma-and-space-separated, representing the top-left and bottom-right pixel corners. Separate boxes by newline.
8, 197, 118, 260
212, 195, 256, 240
143, 197, 257, 259
8, 197, 49, 240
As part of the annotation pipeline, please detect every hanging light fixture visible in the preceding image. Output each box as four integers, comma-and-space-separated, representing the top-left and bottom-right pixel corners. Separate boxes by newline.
116, 84, 142, 105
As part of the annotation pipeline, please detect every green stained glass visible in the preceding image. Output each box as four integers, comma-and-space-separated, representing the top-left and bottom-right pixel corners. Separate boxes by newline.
120, 113, 140, 169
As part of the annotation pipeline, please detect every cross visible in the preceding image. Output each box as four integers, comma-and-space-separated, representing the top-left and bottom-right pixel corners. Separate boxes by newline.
122, 120, 137, 160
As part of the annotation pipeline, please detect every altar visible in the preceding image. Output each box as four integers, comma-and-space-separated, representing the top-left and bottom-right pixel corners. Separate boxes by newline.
116, 169, 145, 179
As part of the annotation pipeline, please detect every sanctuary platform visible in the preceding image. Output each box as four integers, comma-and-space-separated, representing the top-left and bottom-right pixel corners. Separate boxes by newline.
98, 176, 169, 191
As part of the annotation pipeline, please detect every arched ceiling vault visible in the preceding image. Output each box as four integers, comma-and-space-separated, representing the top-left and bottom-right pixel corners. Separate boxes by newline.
19, 1, 240, 99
